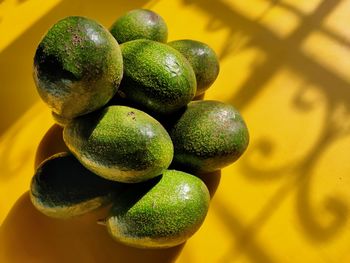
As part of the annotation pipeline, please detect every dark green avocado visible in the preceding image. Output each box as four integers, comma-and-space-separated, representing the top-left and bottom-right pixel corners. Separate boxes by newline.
110, 9, 168, 44
168, 39, 219, 96
117, 39, 197, 116
63, 105, 174, 183
30, 152, 119, 218
106, 169, 210, 249
169, 100, 249, 173
34, 16, 123, 119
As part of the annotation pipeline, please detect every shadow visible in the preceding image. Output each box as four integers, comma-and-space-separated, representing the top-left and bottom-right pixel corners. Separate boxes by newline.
211, 168, 307, 263
31, 153, 124, 218
196, 170, 221, 199
238, 91, 350, 242
34, 124, 68, 168
294, 109, 350, 242
183, 0, 350, 259
184, 0, 350, 110
0, 123, 33, 178
192, 93, 205, 101
255, 0, 281, 22
0, 0, 149, 136
0, 192, 184, 263
213, 199, 277, 263
212, 133, 349, 259
25, 123, 185, 261
64, 107, 107, 142
110, 175, 162, 215
297, 178, 348, 242
2, 0, 350, 261
239, 138, 295, 181
264, 0, 350, 48
0, 103, 45, 181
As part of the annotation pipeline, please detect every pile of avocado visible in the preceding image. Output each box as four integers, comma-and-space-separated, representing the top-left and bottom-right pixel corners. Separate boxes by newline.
30, 9, 249, 249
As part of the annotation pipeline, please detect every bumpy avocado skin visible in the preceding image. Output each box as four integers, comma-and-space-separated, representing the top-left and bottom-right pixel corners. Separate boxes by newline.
118, 39, 197, 116
168, 40, 219, 96
106, 170, 210, 249
169, 100, 249, 173
110, 9, 168, 44
63, 106, 174, 183
51, 111, 70, 127
30, 153, 118, 218
34, 16, 123, 119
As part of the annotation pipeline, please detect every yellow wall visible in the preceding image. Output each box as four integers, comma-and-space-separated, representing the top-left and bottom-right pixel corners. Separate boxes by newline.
1, 0, 350, 262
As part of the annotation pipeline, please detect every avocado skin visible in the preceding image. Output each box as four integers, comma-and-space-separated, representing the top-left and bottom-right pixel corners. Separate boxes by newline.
63, 105, 174, 183
106, 170, 210, 249
51, 111, 70, 127
168, 40, 219, 96
118, 39, 197, 116
169, 100, 249, 173
110, 9, 168, 44
34, 16, 123, 119
30, 152, 119, 218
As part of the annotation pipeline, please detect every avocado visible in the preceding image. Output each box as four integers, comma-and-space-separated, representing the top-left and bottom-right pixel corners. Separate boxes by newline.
52, 111, 70, 127
30, 152, 119, 218
33, 16, 123, 119
63, 105, 174, 183
106, 169, 210, 249
117, 39, 197, 116
168, 40, 219, 96
169, 100, 249, 173
110, 9, 168, 44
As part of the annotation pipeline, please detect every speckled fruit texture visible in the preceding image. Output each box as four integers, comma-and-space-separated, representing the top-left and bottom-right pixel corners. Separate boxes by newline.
110, 9, 168, 44
169, 100, 249, 173
106, 169, 210, 249
34, 16, 123, 119
168, 39, 219, 96
118, 39, 197, 116
63, 106, 174, 183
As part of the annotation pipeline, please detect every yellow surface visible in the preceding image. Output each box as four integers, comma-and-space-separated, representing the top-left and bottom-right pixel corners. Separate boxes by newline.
1, 0, 350, 262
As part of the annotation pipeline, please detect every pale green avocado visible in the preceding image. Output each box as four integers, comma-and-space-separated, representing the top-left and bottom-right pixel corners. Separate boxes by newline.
106, 169, 210, 249
110, 9, 168, 44
30, 152, 119, 218
168, 39, 220, 96
169, 100, 249, 173
63, 105, 174, 183
117, 39, 197, 116
34, 16, 123, 119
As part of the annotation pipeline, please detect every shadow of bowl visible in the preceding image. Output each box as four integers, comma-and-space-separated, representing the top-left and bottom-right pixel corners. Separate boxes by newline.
196, 170, 221, 199
4, 123, 186, 262
0, 192, 185, 263
34, 124, 69, 169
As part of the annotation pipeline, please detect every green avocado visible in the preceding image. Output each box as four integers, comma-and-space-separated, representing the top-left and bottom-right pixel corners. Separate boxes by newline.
106, 169, 210, 249
110, 9, 168, 44
30, 152, 119, 218
52, 111, 70, 127
169, 100, 249, 173
117, 39, 197, 116
63, 105, 174, 183
34, 16, 123, 119
168, 40, 219, 96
